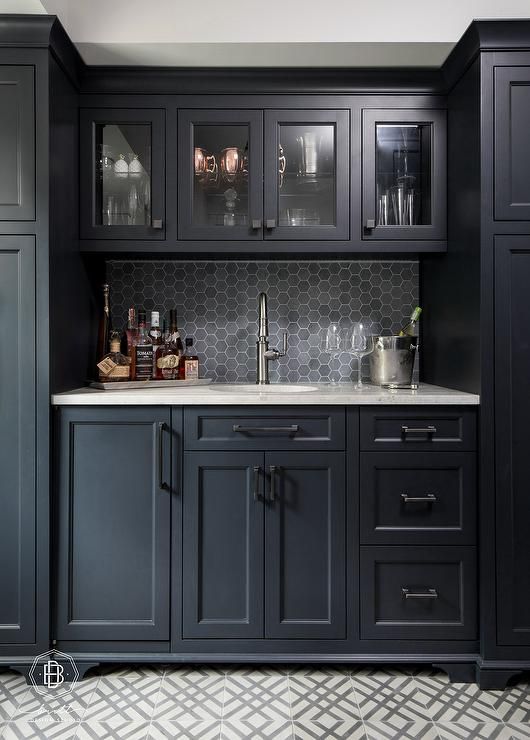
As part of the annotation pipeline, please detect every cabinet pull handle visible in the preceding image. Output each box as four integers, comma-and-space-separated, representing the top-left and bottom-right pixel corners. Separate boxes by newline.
233, 424, 299, 434
269, 465, 277, 502
252, 219, 262, 229
402, 587, 438, 599
401, 493, 438, 504
401, 425, 437, 438
253, 466, 261, 501
366, 219, 376, 229
265, 219, 276, 229
152, 219, 163, 229
158, 422, 169, 491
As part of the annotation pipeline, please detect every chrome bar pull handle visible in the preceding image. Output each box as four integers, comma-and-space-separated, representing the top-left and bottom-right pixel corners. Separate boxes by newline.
401, 493, 438, 504
233, 425, 299, 434
253, 466, 261, 502
402, 587, 438, 599
158, 422, 169, 491
269, 465, 277, 502
401, 425, 437, 438
265, 219, 276, 229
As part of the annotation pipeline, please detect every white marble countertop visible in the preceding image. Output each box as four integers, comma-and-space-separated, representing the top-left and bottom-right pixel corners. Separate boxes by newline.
51, 382, 479, 406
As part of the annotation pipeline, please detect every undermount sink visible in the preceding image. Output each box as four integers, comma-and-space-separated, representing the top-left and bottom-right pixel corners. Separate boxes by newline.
209, 383, 318, 394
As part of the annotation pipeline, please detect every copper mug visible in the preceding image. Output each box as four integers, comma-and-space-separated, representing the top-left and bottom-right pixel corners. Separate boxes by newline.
219, 147, 247, 182
194, 147, 217, 183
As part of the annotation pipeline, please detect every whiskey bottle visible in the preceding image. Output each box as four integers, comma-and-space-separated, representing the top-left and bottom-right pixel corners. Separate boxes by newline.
97, 330, 130, 382
179, 337, 199, 380
133, 310, 153, 380
149, 311, 162, 377
96, 284, 112, 361
156, 309, 183, 379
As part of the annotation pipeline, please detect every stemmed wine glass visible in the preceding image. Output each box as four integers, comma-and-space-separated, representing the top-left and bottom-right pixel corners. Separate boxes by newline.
321, 324, 343, 385
346, 321, 375, 390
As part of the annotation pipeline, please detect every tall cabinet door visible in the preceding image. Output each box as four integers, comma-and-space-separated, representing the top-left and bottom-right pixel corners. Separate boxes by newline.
178, 110, 263, 240
0, 67, 34, 221
495, 68, 530, 220
183, 452, 264, 638
264, 452, 346, 639
56, 407, 172, 642
495, 236, 530, 645
264, 109, 350, 240
0, 237, 35, 644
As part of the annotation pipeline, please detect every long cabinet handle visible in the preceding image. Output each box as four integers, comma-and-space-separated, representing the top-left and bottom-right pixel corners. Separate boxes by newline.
269, 465, 277, 502
158, 422, 169, 491
253, 466, 261, 501
401, 425, 437, 437
233, 424, 299, 434
401, 493, 438, 504
401, 587, 438, 599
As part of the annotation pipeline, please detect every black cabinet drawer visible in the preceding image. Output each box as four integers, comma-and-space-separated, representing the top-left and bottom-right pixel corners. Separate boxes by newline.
360, 407, 476, 451
184, 407, 345, 450
360, 546, 477, 640
360, 452, 476, 545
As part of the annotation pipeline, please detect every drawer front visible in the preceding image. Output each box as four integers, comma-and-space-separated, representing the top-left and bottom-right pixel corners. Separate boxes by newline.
360, 453, 476, 545
360, 407, 476, 451
360, 546, 477, 640
184, 407, 345, 451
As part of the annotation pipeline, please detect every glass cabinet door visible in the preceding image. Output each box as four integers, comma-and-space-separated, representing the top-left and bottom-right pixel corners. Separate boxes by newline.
264, 110, 349, 240
80, 109, 165, 240
362, 109, 446, 241
178, 110, 263, 240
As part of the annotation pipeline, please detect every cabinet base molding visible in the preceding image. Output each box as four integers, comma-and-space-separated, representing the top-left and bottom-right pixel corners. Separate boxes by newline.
476, 660, 530, 690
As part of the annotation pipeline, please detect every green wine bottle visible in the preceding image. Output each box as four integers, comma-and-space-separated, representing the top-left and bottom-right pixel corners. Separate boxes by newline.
399, 306, 422, 336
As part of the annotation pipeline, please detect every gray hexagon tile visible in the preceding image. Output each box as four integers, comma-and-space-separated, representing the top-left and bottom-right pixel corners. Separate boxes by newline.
107, 260, 419, 383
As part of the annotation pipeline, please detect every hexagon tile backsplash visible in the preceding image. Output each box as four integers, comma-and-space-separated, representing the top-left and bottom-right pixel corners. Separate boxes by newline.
107, 260, 419, 383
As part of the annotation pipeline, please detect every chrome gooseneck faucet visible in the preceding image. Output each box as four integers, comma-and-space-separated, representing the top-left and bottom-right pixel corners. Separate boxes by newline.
256, 292, 288, 384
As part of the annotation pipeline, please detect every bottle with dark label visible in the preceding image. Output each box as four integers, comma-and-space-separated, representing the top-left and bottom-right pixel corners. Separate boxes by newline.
133, 310, 153, 380
96, 284, 112, 363
399, 306, 422, 337
179, 337, 199, 380
97, 330, 130, 382
156, 309, 183, 379
149, 311, 162, 377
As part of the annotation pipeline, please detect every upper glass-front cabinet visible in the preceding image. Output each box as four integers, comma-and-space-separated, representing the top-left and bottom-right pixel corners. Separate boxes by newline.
178, 110, 263, 241
80, 109, 165, 240
362, 109, 446, 241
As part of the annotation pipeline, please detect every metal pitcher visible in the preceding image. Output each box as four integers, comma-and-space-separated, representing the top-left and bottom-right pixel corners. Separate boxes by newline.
369, 335, 418, 387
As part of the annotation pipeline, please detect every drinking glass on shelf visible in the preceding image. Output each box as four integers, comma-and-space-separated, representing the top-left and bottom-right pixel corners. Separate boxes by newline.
321, 324, 344, 385
346, 322, 375, 390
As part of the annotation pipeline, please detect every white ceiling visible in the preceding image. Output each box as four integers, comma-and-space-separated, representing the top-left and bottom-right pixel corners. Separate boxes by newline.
4, 0, 530, 66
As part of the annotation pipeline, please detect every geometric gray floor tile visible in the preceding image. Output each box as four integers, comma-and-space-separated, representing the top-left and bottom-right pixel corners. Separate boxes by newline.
491, 686, 530, 723
504, 723, 530, 739
153, 673, 225, 721
221, 719, 293, 739
0, 672, 31, 722
224, 665, 289, 678
2, 718, 79, 739
13, 680, 100, 723
414, 684, 503, 726
356, 687, 432, 724
90, 665, 164, 680
289, 674, 361, 724
435, 723, 512, 740
148, 719, 222, 740
223, 674, 290, 722
83, 676, 162, 723
293, 720, 367, 739
163, 666, 225, 679
289, 667, 350, 679
75, 721, 150, 740
364, 721, 439, 740
352, 668, 417, 697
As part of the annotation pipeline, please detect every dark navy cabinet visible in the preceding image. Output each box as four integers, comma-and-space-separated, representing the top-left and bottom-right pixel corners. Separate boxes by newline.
55, 407, 175, 642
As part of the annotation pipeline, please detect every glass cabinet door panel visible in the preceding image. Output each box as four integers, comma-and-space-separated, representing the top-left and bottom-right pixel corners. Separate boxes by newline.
362, 109, 446, 241
264, 110, 349, 241
178, 110, 263, 241
95, 123, 152, 227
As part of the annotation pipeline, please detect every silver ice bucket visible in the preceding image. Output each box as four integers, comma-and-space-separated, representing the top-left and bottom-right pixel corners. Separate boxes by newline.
369, 335, 418, 387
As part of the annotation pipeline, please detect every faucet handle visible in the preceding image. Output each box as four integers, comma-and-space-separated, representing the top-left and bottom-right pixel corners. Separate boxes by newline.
280, 331, 288, 357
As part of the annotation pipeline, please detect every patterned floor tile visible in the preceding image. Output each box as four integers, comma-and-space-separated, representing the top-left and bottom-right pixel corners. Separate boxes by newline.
351, 667, 416, 695
289, 674, 361, 724
223, 673, 290, 722
504, 723, 530, 739
289, 666, 351, 679
83, 675, 162, 722
13, 679, 100, 723
492, 686, 530, 722
153, 672, 225, 721
163, 665, 225, 679
221, 719, 293, 739
414, 684, 503, 726
75, 720, 150, 739
293, 720, 366, 739
356, 687, 432, 724
365, 721, 439, 740
90, 665, 164, 680
0, 672, 30, 721
436, 723, 512, 739
223, 664, 290, 677
148, 719, 221, 739
2, 718, 78, 739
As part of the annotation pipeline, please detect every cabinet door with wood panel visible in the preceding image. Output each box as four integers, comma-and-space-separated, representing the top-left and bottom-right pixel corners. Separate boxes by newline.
55, 407, 173, 642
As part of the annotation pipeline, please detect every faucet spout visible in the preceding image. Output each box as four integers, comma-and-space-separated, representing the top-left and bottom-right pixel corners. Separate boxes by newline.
258, 292, 268, 339
256, 291, 288, 385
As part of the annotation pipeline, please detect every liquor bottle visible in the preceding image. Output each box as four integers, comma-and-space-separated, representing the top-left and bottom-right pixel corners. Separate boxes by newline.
97, 330, 130, 382
124, 307, 137, 378
179, 337, 199, 380
156, 309, 183, 380
96, 284, 112, 362
399, 306, 422, 337
133, 310, 153, 380
149, 311, 162, 377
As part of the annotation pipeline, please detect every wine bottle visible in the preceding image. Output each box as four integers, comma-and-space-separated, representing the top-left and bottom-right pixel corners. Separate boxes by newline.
399, 306, 422, 337
96, 284, 112, 362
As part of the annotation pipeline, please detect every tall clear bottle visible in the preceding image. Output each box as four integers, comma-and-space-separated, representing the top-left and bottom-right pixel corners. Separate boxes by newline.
133, 310, 153, 380
96, 284, 112, 362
